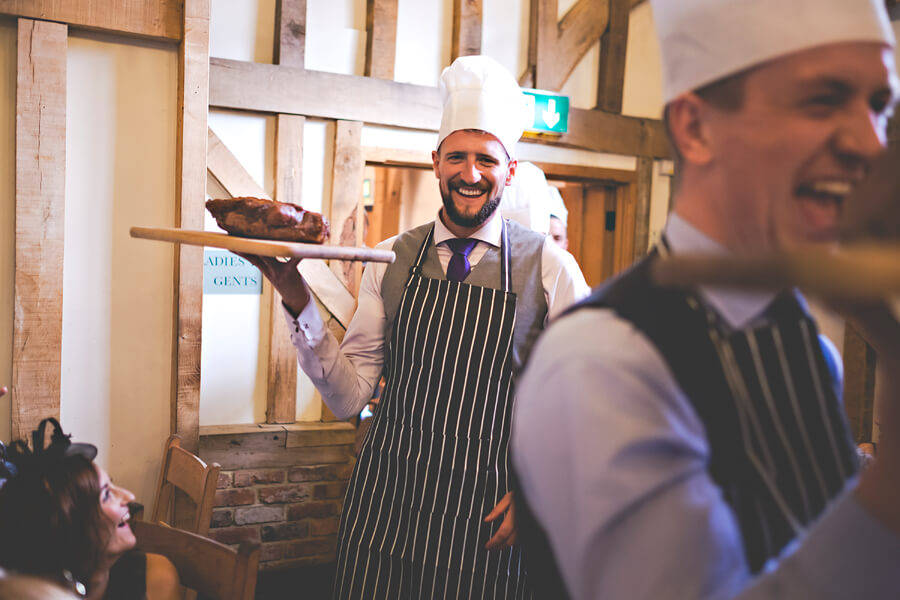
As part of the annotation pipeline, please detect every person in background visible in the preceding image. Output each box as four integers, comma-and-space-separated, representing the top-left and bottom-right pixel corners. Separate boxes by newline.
0, 419, 179, 600
513, 0, 900, 598
546, 186, 569, 251
500, 161, 587, 291
241, 55, 588, 599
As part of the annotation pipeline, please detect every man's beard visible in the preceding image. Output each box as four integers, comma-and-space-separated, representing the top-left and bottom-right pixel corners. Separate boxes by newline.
441, 180, 502, 229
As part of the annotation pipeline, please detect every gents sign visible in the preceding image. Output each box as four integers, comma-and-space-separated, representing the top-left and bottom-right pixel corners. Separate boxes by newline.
522, 89, 570, 135
203, 250, 262, 295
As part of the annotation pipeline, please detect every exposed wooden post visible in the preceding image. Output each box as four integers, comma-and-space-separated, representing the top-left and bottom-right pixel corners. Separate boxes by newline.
269, 0, 308, 424
364, 0, 398, 79
328, 121, 366, 297
12, 19, 67, 440
172, 0, 210, 454
596, 0, 629, 113
274, 0, 306, 67
632, 157, 653, 261
265, 115, 306, 424
533, 0, 610, 92
843, 324, 877, 442
451, 0, 482, 60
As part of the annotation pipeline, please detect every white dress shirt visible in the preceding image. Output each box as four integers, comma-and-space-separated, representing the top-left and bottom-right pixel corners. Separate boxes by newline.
512, 213, 900, 600
286, 208, 590, 419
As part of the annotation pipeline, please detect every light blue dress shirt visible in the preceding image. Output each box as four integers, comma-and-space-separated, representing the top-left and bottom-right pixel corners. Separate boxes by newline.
512, 214, 900, 599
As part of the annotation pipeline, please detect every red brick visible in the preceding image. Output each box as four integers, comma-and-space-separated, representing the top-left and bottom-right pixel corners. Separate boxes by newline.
261, 521, 309, 542
310, 517, 340, 536
234, 506, 284, 525
234, 469, 286, 488
217, 472, 233, 489
285, 537, 337, 559
260, 543, 285, 562
259, 484, 313, 505
209, 526, 260, 545
214, 488, 256, 507
288, 465, 336, 483
286, 501, 339, 521
313, 482, 346, 500
210, 508, 234, 528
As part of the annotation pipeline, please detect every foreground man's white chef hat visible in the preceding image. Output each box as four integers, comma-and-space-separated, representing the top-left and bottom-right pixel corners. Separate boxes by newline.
651, 0, 896, 104
437, 55, 530, 157
500, 162, 552, 234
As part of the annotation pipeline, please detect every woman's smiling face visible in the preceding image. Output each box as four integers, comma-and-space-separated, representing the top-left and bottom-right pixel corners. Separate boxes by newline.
96, 464, 136, 558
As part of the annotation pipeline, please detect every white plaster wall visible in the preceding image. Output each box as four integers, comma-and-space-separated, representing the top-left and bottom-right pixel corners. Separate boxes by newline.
61, 32, 177, 508
394, 0, 453, 86
0, 21, 15, 445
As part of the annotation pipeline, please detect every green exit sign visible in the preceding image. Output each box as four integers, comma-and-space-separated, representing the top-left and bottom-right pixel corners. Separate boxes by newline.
522, 89, 569, 134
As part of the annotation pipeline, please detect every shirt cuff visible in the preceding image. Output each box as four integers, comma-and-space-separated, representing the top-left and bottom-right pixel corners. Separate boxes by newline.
283, 297, 327, 346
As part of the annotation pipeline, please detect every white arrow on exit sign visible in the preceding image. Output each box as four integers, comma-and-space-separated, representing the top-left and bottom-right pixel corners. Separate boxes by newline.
542, 98, 561, 128
522, 89, 569, 134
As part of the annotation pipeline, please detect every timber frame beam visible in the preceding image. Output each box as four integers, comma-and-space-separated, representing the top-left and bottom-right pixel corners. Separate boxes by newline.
208, 58, 670, 159
0, 0, 182, 42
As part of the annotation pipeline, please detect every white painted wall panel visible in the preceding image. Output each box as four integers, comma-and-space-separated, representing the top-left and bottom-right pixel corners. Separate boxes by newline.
62, 33, 177, 509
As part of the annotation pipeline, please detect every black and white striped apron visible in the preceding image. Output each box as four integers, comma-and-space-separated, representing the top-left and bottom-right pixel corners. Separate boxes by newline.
334, 221, 530, 599
657, 235, 858, 570
695, 289, 858, 570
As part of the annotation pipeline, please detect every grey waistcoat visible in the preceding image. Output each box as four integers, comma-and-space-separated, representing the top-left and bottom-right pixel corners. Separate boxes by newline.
380, 219, 548, 374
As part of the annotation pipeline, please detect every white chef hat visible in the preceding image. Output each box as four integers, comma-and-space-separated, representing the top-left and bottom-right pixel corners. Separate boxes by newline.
500, 162, 552, 234
651, 0, 896, 103
547, 185, 568, 227
437, 55, 530, 157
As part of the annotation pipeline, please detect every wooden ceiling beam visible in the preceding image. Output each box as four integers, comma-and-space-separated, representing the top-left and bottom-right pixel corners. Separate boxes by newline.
365, 0, 398, 79
209, 58, 670, 158
451, 0, 483, 61
0, 0, 182, 42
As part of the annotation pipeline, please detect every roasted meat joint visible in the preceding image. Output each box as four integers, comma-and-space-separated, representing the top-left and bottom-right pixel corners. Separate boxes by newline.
206, 196, 330, 244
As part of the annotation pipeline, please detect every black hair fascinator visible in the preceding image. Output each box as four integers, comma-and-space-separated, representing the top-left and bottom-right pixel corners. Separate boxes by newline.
0, 418, 98, 489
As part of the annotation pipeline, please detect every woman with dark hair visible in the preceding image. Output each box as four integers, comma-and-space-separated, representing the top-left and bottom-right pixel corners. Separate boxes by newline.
0, 419, 179, 599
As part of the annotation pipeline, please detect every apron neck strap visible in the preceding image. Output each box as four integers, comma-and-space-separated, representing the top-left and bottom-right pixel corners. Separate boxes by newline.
408, 218, 512, 293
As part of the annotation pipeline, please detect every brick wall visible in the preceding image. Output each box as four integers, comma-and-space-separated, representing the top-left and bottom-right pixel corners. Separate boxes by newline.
200, 423, 356, 571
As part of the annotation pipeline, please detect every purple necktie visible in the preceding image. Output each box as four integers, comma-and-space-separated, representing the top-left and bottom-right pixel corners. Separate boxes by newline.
445, 238, 479, 282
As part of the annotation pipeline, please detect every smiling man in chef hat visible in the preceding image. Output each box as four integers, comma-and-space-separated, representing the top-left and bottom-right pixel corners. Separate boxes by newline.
245, 54, 588, 599
512, 1, 900, 599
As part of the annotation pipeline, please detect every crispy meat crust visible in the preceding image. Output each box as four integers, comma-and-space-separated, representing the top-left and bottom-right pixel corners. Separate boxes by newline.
206, 197, 330, 244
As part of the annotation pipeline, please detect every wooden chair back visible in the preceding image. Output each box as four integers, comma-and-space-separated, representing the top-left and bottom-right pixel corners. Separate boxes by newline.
151, 435, 221, 536
133, 520, 260, 600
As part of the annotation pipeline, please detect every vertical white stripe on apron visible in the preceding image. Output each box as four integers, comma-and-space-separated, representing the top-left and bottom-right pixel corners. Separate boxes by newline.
745, 329, 813, 521
771, 327, 830, 500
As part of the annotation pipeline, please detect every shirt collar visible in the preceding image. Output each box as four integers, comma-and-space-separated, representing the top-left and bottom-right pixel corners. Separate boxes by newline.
663, 213, 776, 329
433, 207, 503, 248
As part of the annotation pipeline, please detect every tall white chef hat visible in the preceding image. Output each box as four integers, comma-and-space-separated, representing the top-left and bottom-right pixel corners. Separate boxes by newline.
437, 55, 530, 157
547, 186, 568, 227
651, 0, 896, 103
500, 161, 553, 234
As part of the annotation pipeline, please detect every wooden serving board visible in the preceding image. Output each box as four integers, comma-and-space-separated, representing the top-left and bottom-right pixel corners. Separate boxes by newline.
650, 243, 900, 299
131, 227, 396, 263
